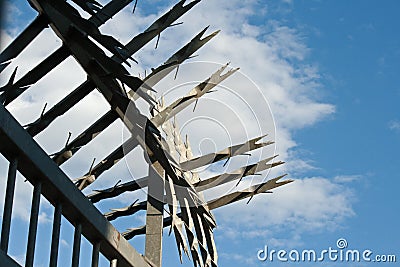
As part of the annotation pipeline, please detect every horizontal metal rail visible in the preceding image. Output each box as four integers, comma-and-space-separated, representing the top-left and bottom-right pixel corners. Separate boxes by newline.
0, 15, 48, 70
0, 249, 20, 267
0, 103, 152, 267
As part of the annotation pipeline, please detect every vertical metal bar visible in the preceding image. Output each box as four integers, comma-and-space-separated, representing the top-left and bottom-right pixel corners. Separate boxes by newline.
25, 181, 42, 267
71, 223, 82, 267
144, 163, 164, 267
91, 242, 100, 267
0, 158, 18, 253
49, 202, 62, 267
110, 259, 117, 267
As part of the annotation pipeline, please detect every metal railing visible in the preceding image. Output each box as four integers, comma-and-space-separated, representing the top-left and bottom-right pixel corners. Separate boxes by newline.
0, 103, 151, 267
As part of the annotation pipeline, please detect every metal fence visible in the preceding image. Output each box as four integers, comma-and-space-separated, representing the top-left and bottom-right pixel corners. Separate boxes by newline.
0, 1, 292, 267
0, 103, 150, 267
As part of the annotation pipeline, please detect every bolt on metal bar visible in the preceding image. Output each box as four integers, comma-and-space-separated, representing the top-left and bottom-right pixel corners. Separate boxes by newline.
49, 202, 62, 267
26, 181, 42, 267
71, 223, 82, 267
91, 242, 100, 267
0, 158, 18, 253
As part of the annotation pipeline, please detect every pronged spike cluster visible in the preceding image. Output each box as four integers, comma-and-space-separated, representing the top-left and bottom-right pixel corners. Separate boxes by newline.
0, 1, 293, 267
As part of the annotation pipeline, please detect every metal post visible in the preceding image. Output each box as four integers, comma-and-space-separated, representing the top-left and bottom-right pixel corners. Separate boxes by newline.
71, 223, 82, 267
26, 181, 42, 267
91, 242, 100, 267
0, 158, 18, 253
144, 162, 164, 267
110, 259, 117, 267
49, 202, 62, 267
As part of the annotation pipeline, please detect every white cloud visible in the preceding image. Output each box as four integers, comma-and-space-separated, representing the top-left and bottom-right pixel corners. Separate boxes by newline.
0, 163, 33, 222
0, 0, 350, 255
61, 239, 69, 248
389, 120, 400, 132
38, 211, 52, 224
284, 158, 317, 174
1, 0, 335, 165
220, 251, 257, 265
0, 29, 14, 50
1, 2, 25, 37
0, 160, 53, 225
266, 234, 303, 248
334, 174, 362, 183
214, 177, 355, 235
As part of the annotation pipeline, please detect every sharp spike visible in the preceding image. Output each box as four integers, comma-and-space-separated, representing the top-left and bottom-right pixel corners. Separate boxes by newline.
174, 65, 180, 80
65, 132, 72, 148
246, 194, 254, 204
113, 179, 122, 189
192, 99, 198, 112
222, 157, 230, 167
132, 0, 138, 14
9, 66, 18, 85
187, 54, 198, 60
88, 158, 96, 175
155, 33, 160, 49
40, 102, 47, 118
0, 61, 12, 74
0, 66, 17, 92
168, 22, 184, 27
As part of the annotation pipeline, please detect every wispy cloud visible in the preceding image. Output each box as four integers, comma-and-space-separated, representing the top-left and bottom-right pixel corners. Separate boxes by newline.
334, 174, 362, 183
0, 1, 349, 261
0, 169, 32, 222
2, 2, 22, 34
61, 239, 69, 248
389, 120, 400, 132
215, 177, 355, 236
220, 251, 257, 265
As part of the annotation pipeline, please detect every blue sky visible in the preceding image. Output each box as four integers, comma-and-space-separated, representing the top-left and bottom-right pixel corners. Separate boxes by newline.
280, 0, 400, 250
0, 0, 399, 267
